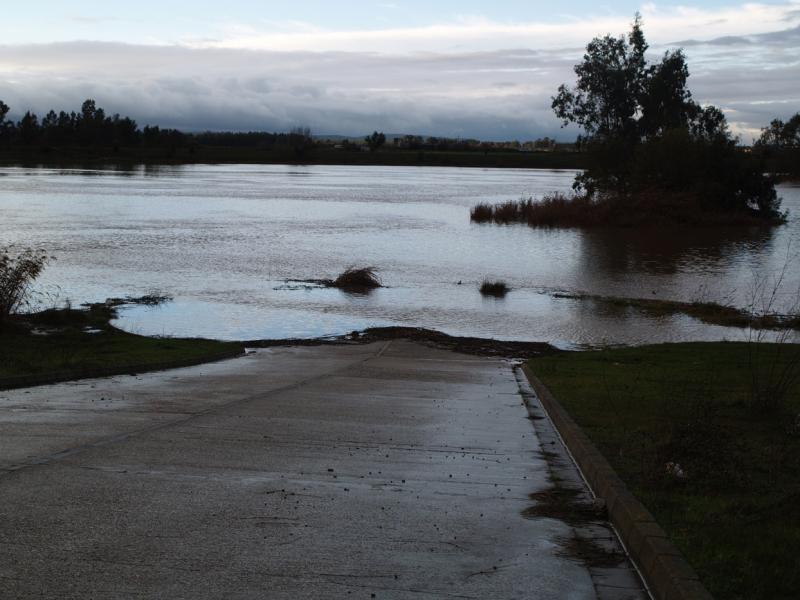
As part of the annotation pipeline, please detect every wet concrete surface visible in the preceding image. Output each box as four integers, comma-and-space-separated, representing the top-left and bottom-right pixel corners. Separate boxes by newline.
0, 341, 647, 599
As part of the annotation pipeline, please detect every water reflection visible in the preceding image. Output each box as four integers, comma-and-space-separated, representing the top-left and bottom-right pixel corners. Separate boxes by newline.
577, 226, 776, 276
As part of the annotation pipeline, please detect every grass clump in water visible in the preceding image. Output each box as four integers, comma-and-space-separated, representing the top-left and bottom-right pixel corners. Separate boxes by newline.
480, 280, 509, 298
332, 266, 382, 292
471, 192, 786, 228
471, 194, 590, 227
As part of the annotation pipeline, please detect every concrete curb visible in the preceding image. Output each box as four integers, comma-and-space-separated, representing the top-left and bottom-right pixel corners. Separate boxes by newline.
0, 347, 245, 392
521, 364, 714, 600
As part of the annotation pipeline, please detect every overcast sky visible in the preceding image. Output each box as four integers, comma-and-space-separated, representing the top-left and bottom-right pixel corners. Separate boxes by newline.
0, 1, 798, 141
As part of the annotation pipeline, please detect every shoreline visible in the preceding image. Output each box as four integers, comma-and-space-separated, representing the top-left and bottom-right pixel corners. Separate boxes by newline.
245, 326, 562, 358
0, 148, 588, 171
0, 303, 561, 391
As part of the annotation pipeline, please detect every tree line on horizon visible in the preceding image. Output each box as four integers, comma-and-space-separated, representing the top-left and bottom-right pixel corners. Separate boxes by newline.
754, 114, 800, 178
0, 99, 314, 152
0, 99, 573, 154
0, 93, 796, 171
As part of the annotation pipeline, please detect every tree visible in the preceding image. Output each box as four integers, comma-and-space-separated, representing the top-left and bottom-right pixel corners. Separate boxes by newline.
757, 113, 800, 148
0, 100, 11, 144
689, 105, 728, 143
639, 50, 693, 137
365, 131, 386, 152
553, 14, 648, 142
288, 126, 312, 158
550, 15, 782, 221
553, 15, 701, 144
17, 111, 40, 145
112, 115, 140, 147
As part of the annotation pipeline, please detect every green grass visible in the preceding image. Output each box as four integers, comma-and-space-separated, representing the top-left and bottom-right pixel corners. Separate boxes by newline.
0, 306, 242, 387
529, 342, 800, 600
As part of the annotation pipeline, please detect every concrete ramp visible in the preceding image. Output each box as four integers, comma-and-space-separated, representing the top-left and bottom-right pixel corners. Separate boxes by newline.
0, 341, 646, 599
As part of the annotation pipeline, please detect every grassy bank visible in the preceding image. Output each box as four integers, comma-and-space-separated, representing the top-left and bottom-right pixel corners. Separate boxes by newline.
529, 342, 800, 599
0, 305, 243, 389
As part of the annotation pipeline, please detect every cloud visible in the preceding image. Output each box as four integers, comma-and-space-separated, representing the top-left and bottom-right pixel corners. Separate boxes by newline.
190, 1, 800, 53
0, 3, 798, 141
675, 23, 800, 46
0, 43, 574, 139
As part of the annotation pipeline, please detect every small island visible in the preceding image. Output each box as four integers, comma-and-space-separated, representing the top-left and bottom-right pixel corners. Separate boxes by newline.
472, 16, 792, 227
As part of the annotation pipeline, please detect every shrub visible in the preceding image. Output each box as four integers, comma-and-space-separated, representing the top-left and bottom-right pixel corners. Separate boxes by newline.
0, 247, 49, 321
552, 15, 783, 222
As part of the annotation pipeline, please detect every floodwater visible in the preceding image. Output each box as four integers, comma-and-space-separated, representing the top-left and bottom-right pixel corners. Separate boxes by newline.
1, 164, 798, 346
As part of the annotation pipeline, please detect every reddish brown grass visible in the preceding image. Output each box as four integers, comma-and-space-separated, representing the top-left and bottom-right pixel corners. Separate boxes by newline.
471, 192, 783, 228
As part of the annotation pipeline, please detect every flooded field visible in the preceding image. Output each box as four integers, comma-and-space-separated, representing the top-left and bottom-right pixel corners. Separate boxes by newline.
1, 164, 798, 346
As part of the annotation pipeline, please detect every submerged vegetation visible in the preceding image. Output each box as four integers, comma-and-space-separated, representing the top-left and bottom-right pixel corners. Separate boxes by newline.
529, 342, 800, 599
479, 280, 510, 298
553, 292, 800, 330
290, 267, 383, 293
332, 266, 382, 291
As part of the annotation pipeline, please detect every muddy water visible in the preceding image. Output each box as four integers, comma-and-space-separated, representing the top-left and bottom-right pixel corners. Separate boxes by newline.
1, 164, 798, 346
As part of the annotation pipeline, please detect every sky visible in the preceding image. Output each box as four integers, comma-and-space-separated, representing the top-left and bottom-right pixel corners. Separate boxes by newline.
0, 1, 798, 141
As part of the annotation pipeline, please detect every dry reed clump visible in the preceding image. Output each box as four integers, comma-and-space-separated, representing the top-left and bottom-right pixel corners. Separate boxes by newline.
0, 247, 49, 321
469, 203, 495, 222
480, 280, 510, 298
470, 191, 784, 228
471, 194, 599, 227
332, 267, 382, 291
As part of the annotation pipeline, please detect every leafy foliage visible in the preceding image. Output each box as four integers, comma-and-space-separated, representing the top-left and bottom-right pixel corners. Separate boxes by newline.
757, 113, 800, 149
754, 113, 800, 179
552, 15, 782, 221
365, 131, 387, 151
